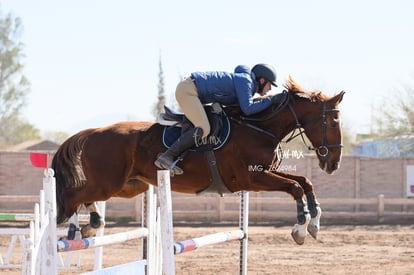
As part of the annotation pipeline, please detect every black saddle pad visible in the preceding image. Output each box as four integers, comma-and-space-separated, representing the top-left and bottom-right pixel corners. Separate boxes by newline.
162, 114, 230, 151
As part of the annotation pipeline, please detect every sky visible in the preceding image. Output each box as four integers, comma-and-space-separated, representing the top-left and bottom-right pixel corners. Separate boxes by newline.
1, 0, 414, 137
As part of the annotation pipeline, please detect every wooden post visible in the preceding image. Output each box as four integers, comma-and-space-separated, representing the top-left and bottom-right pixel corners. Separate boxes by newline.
354, 157, 361, 212
218, 197, 225, 222
377, 194, 384, 222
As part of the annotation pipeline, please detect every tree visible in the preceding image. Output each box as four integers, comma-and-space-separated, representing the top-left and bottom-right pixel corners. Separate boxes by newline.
372, 80, 414, 137
0, 9, 39, 148
152, 54, 166, 119
43, 130, 69, 144
364, 78, 414, 157
0, 115, 39, 148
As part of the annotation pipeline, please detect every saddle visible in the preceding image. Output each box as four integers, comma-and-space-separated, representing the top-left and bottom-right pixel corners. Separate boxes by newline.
157, 104, 232, 196
158, 103, 231, 151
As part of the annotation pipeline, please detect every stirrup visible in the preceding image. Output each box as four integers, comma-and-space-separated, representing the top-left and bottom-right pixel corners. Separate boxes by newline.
154, 157, 183, 176
168, 158, 184, 176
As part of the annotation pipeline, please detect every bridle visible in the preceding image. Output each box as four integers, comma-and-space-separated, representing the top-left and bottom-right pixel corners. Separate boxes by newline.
229, 92, 343, 167
284, 98, 343, 161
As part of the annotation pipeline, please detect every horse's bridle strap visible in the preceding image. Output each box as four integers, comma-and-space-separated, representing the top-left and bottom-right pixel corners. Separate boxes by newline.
229, 116, 276, 139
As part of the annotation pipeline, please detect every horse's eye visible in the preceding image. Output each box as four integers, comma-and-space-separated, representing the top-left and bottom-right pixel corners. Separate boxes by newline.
331, 118, 340, 128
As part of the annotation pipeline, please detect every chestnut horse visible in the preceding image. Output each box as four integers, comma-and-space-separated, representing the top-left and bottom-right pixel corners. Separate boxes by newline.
52, 77, 345, 245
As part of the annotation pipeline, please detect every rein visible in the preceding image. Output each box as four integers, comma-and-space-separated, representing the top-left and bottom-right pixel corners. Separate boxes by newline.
228, 90, 290, 139
229, 116, 276, 139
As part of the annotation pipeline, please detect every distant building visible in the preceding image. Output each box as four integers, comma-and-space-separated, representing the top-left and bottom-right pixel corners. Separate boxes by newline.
352, 136, 414, 158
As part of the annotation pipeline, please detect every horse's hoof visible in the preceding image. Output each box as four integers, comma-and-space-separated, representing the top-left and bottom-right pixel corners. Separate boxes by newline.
291, 226, 306, 245
291, 223, 308, 245
307, 223, 319, 240
80, 224, 93, 238
291, 213, 310, 245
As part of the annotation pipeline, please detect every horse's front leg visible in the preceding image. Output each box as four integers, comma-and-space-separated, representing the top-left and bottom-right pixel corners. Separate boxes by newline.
275, 172, 322, 240
291, 197, 311, 245
306, 192, 322, 239
81, 202, 106, 238
260, 171, 310, 245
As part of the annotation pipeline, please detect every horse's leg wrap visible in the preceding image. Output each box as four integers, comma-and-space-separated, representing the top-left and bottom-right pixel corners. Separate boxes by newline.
296, 198, 310, 225
306, 192, 320, 218
67, 223, 77, 240
291, 198, 311, 245
81, 203, 105, 238
90, 212, 102, 228
306, 192, 322, 239
66, 213, 81, 240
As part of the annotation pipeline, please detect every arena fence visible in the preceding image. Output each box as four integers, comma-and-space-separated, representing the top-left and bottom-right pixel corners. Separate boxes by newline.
1, 194, 414, 224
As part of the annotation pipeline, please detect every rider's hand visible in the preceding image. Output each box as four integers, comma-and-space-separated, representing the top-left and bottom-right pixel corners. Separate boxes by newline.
271, 90, 287, 104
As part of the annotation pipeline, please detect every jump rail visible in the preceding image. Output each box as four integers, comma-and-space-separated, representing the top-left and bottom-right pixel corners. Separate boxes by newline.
57, 228, 149, 252
0, 213, 89, 222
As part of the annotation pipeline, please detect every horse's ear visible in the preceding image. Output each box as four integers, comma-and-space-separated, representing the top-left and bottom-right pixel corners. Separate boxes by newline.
331, 91, 345, 105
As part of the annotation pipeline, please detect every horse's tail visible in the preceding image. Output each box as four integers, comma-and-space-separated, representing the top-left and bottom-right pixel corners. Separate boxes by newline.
52, 129, 93, 224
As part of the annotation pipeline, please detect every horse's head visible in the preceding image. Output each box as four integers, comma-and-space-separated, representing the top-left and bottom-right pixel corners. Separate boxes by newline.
286, 77, 345, 174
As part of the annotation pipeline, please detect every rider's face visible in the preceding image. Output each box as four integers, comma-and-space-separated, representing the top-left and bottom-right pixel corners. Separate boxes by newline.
259, 79, 272, 96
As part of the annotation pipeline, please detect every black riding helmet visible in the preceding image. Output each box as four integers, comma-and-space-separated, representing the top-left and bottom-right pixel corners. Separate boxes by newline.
252, 63, 277, 87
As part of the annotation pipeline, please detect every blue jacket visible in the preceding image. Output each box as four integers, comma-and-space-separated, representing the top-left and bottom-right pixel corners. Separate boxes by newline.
191, 65, 272, 116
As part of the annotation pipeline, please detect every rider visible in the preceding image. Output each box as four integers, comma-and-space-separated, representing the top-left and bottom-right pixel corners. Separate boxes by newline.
154, 63, 278, 175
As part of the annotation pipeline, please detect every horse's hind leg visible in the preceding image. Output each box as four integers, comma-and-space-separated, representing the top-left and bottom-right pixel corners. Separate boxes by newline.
81, 202, 106, 238
66, 213, 81, 240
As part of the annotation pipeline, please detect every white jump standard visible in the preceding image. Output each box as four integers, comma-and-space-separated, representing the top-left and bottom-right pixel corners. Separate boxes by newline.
157, 169, 249, 275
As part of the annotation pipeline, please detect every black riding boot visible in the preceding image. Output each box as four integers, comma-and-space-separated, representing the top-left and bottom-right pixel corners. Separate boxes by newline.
154, 127, 203, 175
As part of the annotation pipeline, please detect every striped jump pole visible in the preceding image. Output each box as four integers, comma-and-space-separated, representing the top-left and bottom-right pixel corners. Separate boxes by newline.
57, 228, 149, 252
174, 230, 245, 254
0, 213, 89, 222
0, 213, 38, 221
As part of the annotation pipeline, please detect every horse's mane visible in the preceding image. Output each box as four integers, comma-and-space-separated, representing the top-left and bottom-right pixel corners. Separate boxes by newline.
225, 75, 329, 117
284, 75, 329, 102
